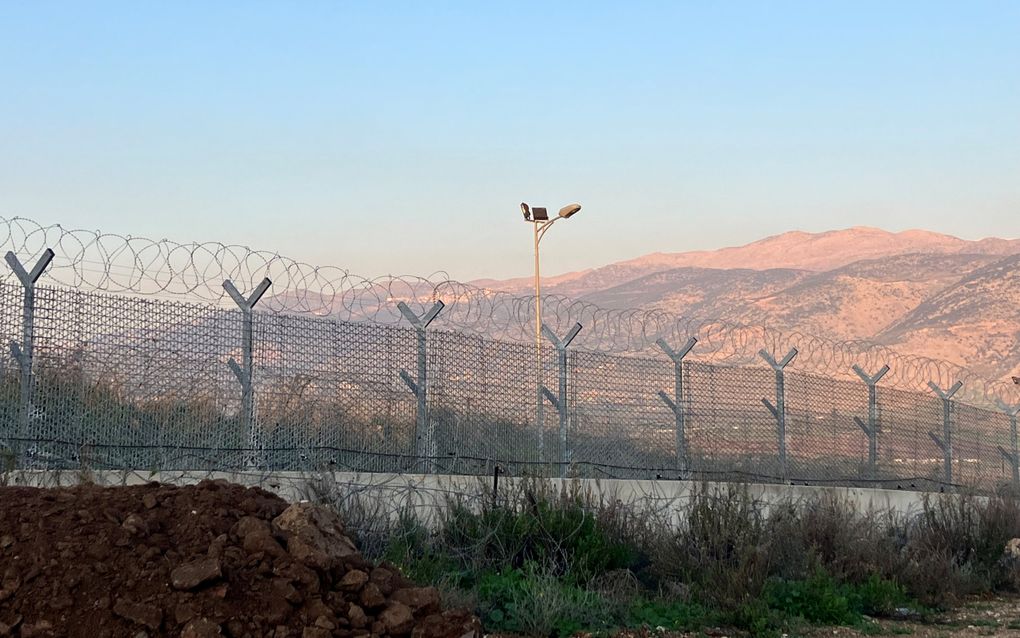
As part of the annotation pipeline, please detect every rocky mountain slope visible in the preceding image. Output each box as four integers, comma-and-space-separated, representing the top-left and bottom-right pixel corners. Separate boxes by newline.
475, 228, 1020, 380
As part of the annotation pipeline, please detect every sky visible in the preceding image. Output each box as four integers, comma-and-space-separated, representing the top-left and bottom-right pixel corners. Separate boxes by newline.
1, 1, 1018, 281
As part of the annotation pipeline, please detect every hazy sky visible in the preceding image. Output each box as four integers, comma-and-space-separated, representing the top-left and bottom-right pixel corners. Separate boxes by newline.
1, 1, 1017, 281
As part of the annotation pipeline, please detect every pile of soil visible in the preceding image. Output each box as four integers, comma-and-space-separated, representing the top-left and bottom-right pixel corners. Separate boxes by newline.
0, 480, 480, 638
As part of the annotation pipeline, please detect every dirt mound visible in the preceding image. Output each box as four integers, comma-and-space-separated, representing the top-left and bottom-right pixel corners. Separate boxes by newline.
0, 480, 479, 638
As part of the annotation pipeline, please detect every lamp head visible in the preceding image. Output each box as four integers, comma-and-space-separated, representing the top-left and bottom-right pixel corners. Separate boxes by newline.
520, 202, 531, 221
558, 203, 582, 219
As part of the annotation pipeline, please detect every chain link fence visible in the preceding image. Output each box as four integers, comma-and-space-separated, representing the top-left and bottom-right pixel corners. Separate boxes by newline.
1, 279, 1017, 492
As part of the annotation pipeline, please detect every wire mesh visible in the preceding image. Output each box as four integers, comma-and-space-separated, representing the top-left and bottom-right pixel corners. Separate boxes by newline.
0, 279, 1016, 492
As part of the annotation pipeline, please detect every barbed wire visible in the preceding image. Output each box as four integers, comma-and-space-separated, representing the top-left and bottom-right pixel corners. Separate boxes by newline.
1, 215, 1016, 407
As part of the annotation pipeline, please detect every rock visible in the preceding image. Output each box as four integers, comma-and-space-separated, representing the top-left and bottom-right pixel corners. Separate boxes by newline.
273, 503, 359, 570
347, 604, 368, 628
380, 602, 415, 636
272, 578, 303, 604
410, 610, 482, 638
314, 616, 336, 630
20, 621, 55, 638
392, 587, 441, 615
171, 557, 222, 590
243, 530, 287, 559
207, 534, 229, 560
181, 618, 223, 638
339, 569, 369, 593
1005, 538, 1020, 558
301, 628, 331, 638
264, 595, 294, 625
359, 582, 386, 610
122, 513, 148, 536
370, 567, 397, 596
0, 535, 13, 549
300, 597, 333, 622
275, 561, 320, 593
175, 602, 197, 624
142, 493, 158, 510
113, 598, 164, 630
235, 516, 271, 539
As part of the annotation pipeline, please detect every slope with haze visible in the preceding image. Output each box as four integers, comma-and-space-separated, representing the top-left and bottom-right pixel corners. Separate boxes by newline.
476, 228, 1020, 380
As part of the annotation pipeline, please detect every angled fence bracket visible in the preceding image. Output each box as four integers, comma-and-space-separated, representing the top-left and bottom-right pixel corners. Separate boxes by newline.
5, 248, 54, 463
225, 277, 272, 469
657, 336, 697, 475
398, 300, 445, 474
928, 380, 962, 485
853, 364, 889, 479
541, 322, 582, 478
760, 348, 798, 481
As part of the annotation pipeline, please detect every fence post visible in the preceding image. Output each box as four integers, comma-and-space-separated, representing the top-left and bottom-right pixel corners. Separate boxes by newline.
5, 249, 54, 464
852, 364, 890, 479
657, 337, 697, 475
224, 277, 272, 470
398, 300, 444, 474
927, 380, 962, 485
996, 401, 1020, 486
760, 348, 798, 481
541, 322, 582, 479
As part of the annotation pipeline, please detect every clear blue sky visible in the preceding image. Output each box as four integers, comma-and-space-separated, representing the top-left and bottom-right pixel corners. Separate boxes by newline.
1, 1, 1017, 280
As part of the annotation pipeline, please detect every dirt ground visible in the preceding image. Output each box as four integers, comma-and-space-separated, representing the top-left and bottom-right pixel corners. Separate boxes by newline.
824, 595, 1020, 637
0, 481, 478, 638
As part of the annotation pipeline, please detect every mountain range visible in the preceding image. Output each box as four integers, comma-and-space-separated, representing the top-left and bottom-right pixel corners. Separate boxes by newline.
473, 228, 1020, 381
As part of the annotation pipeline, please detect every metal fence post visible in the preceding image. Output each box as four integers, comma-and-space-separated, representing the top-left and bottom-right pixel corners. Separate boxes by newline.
996, 401, 1020, 486
760, 348, 798, 481
927, 380, 962, 486
398, 300, 444, 474
5, 249, 54, 463
541, 322, 582, 479
224, 277, 272, 470
852, 364, 890, 479
656, 337, 697, 475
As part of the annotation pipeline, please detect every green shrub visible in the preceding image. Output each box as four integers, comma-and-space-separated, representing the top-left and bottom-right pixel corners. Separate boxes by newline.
765, 570, 857, 625
476, 565, 612, 637
624, 598, 710, 631
438, 483, 639, 584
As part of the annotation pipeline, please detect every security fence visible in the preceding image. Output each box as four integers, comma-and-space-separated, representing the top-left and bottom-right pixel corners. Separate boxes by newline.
1, 275, 1018, 492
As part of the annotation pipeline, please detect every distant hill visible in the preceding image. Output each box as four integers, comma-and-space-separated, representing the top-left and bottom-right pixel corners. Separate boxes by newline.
474, 228, 1020, 380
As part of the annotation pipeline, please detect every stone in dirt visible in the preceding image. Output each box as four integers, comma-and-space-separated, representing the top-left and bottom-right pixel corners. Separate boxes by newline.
358, 582, 386, 610
181, 618, 223, 637
19, 621, 55, 638
171, 557, 223, 590
273, 503, 359, 571
122, 513, 148, 536
410, 611, 482, 638
392, 587, 442, 615
347, 604, 368, 629
339, 569, 369, 593
113, 598, 164, 630
380, 601, 415, 636
1005, 538, 1020, 559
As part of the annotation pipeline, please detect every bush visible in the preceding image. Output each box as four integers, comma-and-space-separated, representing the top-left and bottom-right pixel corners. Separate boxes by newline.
476, 564, 612, 637
312, 475, 1020, 636
655, 483, 771, 606
437, 480, 642, 584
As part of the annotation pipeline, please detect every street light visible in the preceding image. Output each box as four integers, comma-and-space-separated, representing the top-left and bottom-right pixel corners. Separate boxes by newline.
521, 201, 582, 464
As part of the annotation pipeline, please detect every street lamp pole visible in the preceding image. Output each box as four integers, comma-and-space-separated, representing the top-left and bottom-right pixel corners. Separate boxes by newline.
521, 202, 582, 468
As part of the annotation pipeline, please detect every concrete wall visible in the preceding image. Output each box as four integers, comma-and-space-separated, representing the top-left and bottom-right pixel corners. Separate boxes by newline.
2, 469, 936, 520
